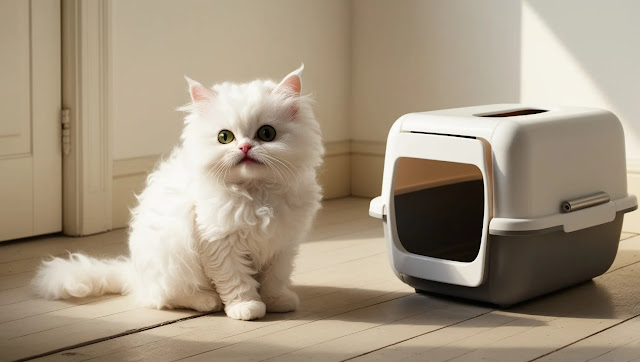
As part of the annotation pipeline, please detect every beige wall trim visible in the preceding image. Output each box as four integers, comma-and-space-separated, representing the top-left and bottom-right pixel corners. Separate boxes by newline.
350, 140, 386, 198
62, 0, 113, 236
113, 155, 160, 178
112, 140, 640, 232
325, 140, 351, 157
624, 157, 640, 232
627, 158, 640, 174
112, 154, 160, 228
351, 140, 386, 156
623, 172, 640, 233
320, 140, 352, 200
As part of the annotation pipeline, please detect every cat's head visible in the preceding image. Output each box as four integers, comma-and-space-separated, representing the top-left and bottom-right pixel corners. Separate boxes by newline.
180, 65, 323, 186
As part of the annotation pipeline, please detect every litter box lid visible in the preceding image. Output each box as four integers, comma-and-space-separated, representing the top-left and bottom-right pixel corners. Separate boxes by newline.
374, 104, 638, 235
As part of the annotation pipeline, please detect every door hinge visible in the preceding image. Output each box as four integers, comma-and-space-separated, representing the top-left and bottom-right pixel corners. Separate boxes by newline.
61, 108, 71, 156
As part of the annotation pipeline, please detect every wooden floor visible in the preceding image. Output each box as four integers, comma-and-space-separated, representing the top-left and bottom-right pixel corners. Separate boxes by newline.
1, 197, 640, 361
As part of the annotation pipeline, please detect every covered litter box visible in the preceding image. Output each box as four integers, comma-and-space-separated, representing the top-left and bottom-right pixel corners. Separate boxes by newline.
369, 104, 637, 306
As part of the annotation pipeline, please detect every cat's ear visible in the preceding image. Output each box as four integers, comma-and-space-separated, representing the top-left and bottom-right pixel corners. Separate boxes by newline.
185, 76, 216, 104
274, 64, 303, 96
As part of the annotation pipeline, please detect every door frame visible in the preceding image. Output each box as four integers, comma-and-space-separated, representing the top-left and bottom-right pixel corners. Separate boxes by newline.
62, 0, 113, 236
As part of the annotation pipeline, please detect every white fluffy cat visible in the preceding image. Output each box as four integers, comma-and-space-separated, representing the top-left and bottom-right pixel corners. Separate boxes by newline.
32, 65, 324, 321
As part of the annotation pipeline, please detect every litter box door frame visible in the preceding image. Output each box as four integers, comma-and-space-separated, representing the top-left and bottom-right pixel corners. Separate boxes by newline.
386, 132, 492, 287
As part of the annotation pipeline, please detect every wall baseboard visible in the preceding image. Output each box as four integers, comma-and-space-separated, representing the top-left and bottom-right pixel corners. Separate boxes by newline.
319, 140, 352, 200
626, 158, 640, 232
627, 157, 640, 174
350, 140, 386, 198
113, 140, 640, 234
112, 156, 159, 229
623, 172, 640, 233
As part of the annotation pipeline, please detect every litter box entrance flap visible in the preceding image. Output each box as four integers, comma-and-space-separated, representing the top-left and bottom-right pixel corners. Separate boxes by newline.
388, 133, 491, 287
394, 158, 484, 263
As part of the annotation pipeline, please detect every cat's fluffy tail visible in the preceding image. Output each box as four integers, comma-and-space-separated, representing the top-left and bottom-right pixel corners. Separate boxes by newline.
32, 253, 132, 299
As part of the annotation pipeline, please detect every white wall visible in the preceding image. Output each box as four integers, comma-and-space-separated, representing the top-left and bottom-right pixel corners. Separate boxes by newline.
110, 0, 640, 198
111, 0, 351, 160
520, 0, 640, 165
351, 0, 640, 164
350, 0, 522, 142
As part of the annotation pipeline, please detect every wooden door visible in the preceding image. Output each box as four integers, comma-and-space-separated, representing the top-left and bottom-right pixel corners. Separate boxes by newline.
0, 0, 62, 241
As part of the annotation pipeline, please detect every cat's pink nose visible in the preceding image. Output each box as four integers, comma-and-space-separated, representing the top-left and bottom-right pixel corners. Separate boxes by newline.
239, 144, 252, 154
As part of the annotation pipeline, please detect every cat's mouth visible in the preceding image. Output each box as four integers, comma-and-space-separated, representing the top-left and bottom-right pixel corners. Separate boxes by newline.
238, 156, 261, 165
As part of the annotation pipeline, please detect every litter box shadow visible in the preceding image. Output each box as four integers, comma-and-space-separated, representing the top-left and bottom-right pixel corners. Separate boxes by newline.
414, 249, 640, 320
416, 279, 617, 320
512, 248, 640, 319
272, 285, 544, 328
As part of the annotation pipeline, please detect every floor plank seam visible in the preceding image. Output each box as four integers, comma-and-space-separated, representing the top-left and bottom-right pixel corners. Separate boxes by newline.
0, 293, 110, 309
3, 296, 118, 326
324, 252, 386, 268
605, 259, 640, 275
93, 314, 294, 362
170, 293, 413, 362
89, 305, 346, 362
581, 339, 637, 362
0, 284, 33, 293
0, 287, 31, 300
259, 301, 445, 361
527, 313, 640, 362
13, 311, 212, 362
0, 239, 128, 266
620, 232, 640, 241
292, 252, 386, 276
3, 198, 639, 362
339, 309, 495, 362
84, 291, 411, 362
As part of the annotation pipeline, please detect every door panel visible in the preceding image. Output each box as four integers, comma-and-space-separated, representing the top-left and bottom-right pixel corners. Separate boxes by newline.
0, 0, 31, 156
0, 0, 62, 242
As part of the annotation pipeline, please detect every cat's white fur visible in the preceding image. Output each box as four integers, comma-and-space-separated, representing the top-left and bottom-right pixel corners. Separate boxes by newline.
32, 65, 324, 320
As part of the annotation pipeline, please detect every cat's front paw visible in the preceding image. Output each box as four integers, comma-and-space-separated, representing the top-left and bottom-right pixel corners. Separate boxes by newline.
262, 288, 300, 313
225, 300, 266, 320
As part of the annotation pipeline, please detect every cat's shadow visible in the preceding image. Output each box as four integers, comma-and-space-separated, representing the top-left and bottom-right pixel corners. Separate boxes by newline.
49, 277, 623, 325
49, 272, 624, 325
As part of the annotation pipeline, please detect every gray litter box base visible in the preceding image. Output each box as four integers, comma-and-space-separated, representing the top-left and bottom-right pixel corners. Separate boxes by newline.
401, 214, 624, 307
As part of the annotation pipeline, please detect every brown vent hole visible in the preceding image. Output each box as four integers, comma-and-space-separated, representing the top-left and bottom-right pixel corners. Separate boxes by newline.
477, 108, 548, 117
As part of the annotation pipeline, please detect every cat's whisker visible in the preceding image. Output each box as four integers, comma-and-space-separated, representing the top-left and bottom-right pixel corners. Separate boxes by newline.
261, 158, 285, 186
208, 161, 227, 185
210, 159, 227, 176
264, 157, 289, 186
262, 154, 299, 185
213, 165, 224, 186
272, 161, 288, 187
223, 164, 234, 192
207, 164, 220, 180
209, 158, 233, 189
261, 160, 277, 185
271, 155, 298, 177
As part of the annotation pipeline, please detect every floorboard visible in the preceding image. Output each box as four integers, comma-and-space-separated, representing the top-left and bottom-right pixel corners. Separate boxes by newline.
537, 315, 640, 361
0, 197, 638, 362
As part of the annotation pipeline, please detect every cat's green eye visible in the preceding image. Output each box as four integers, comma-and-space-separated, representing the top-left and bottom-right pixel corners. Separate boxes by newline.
257, 125, 276, 142
218, 130, 235, 144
